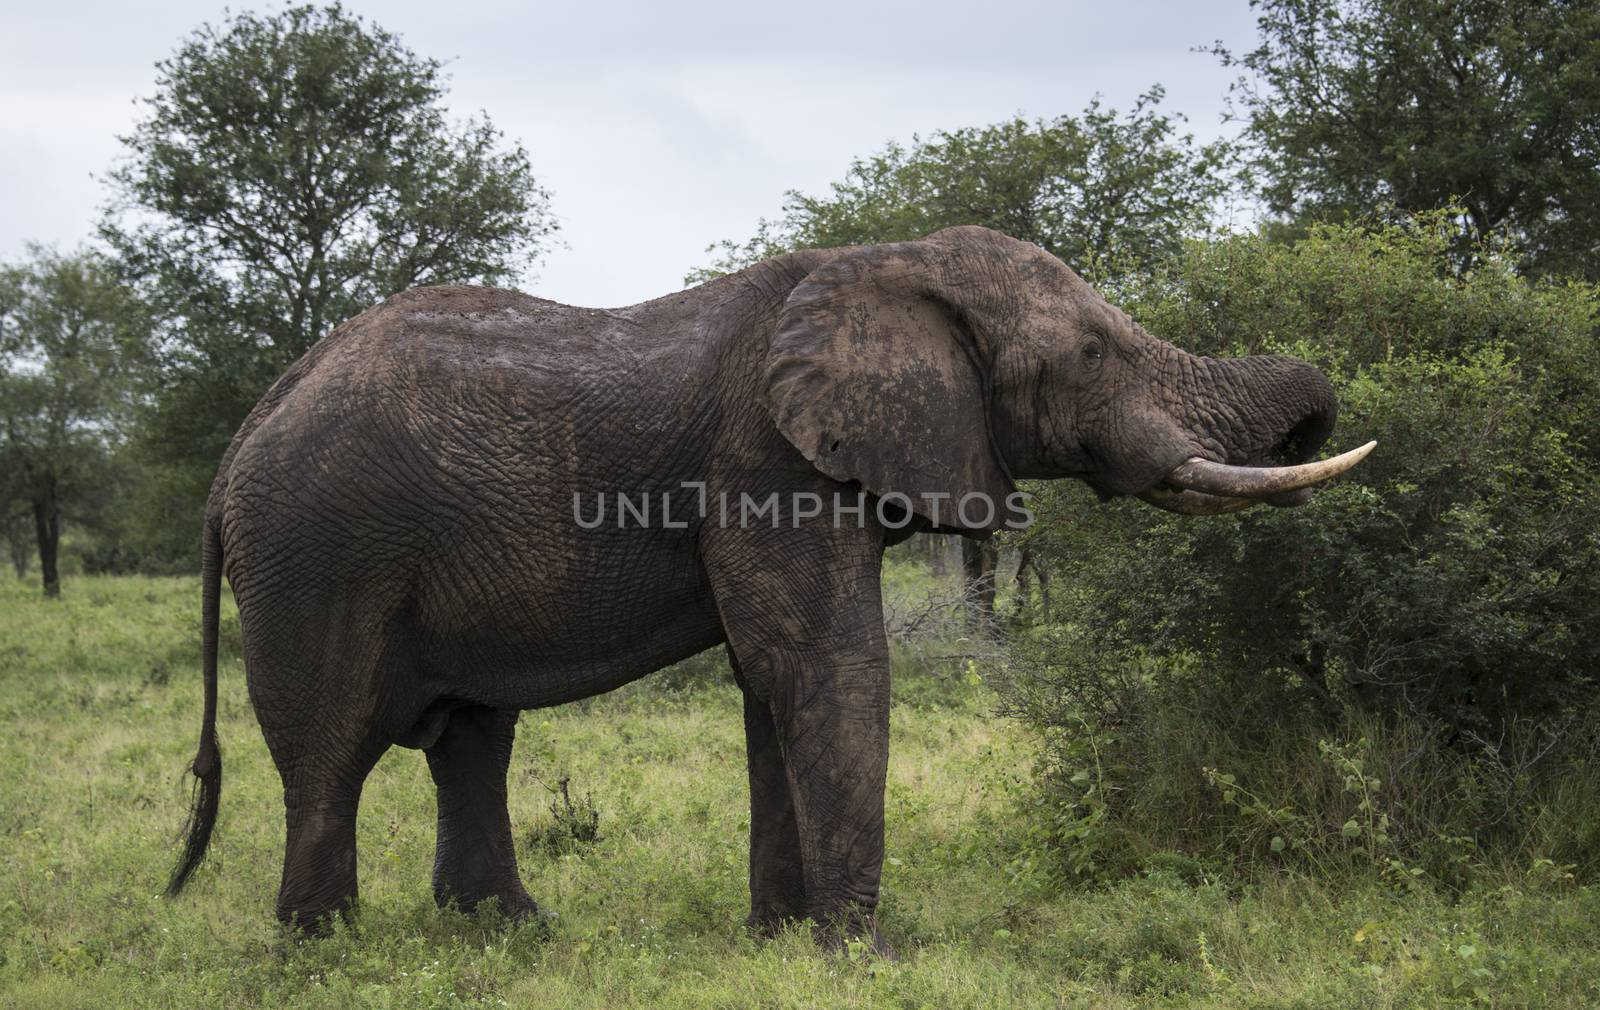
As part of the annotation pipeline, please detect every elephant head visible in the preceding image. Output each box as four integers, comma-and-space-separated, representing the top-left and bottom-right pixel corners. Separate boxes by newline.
765, 225, 1372, 528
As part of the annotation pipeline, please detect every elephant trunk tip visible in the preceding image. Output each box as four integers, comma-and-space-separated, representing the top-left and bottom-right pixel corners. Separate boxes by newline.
1237, 355, 1338, 467
1272, 396, 1337, 467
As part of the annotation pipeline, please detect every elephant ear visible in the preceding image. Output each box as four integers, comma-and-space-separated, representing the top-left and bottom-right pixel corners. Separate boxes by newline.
764, 238, 1015, 532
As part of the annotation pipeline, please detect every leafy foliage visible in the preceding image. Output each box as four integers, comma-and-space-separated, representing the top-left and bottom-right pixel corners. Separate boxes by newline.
690, 88, 1233, 284
1216, 0, 1600, 278
101, 2, 557, 564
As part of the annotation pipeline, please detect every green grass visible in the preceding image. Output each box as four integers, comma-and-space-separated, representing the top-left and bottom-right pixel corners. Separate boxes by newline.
2, 574, 1598, 1008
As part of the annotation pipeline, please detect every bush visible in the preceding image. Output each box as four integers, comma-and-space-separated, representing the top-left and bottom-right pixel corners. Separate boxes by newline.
526, 774, 602, 858
1006, 215, 1600, 879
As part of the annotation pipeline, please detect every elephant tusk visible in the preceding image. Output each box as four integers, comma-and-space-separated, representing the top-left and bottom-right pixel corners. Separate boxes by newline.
1162, 440, 1377, 500
1135, 486, 1260, 515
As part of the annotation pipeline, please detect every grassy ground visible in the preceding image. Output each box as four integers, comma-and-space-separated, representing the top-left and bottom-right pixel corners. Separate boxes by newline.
2, 574, 1597, 1009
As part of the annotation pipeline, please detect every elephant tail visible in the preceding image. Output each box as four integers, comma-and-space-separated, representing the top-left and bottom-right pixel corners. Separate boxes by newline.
167, 519, 224, 898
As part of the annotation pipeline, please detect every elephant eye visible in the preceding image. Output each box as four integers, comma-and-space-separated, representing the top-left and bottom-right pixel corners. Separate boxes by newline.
1083, 340, 1104, 362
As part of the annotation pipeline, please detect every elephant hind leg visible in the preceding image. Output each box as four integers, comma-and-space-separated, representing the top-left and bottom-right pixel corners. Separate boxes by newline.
271, 726, 389, 930
245, 592, 407, 931
425, 705, 537, 919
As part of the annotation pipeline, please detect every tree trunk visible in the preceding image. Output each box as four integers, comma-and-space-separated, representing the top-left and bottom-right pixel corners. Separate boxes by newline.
961, 537, 998, 634
1034, 557, 1050, 619
1012, 545, 1050, 620
6, 521, 27, 576
33, 482, 60, 598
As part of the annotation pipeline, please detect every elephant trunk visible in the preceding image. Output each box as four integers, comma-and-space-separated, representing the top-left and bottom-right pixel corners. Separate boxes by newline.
1138, 352, 1369, 514
1181, 353, 1339, 469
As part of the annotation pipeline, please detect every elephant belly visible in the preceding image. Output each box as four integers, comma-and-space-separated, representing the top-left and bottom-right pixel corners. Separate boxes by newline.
414, 523, 729, 710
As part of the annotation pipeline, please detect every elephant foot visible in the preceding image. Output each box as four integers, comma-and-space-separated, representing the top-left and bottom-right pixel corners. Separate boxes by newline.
746, 905, 898, 959
815, 917, 898, 961
864, 931, 900, 962
434, 877, 539, 922
746, 902, 804, 938
809, 903, 898, 960
276, 894, 360, 936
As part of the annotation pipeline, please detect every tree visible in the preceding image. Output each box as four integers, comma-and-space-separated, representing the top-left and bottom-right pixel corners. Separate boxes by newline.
690, 88, 1234, 284
0, 250, 138, 596
1216, 0, 1600, 278
4, 507, 29, 579
103, 3, 558, 553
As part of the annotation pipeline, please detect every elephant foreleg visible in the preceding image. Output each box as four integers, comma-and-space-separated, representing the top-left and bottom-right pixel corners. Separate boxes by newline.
424, 705, 537, 919
731, 649, 807, 933
769, 653, 891, 948
707, 522, 893, 952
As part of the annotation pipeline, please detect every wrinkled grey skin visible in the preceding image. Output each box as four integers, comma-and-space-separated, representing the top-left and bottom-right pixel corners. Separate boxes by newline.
167, 226, 1337, 946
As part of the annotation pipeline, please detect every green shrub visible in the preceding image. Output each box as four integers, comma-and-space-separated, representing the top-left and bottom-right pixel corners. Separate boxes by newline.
526, 774, 602, 859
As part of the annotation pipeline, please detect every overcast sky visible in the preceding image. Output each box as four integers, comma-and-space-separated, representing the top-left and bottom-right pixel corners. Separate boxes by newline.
1, 1, 1260, 308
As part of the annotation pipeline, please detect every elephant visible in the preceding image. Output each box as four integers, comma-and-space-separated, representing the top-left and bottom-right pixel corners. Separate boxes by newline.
164, 225, 1371, 945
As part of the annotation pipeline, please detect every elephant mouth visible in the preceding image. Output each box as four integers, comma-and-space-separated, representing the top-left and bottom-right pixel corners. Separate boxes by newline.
1136, 439, 1377, 515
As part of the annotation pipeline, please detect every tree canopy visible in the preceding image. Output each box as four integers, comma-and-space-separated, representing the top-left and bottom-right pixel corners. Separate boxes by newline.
690, 88, 1233, 284
103, 3, 558, 529
1215, 0, 1600, 278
